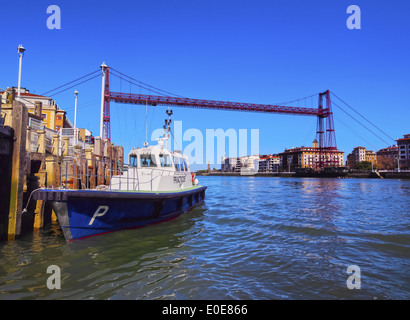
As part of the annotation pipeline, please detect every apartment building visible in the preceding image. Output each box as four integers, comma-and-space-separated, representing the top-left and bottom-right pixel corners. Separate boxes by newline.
376, 145, 398, 170
259, 155, 280, 172
279, 139, 345, 171
346, 146, 376, 169
1, 87, 72, 131
397, 134, 410, 170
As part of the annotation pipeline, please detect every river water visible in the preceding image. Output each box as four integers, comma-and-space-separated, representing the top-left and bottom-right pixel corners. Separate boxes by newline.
0, 176, 409, 300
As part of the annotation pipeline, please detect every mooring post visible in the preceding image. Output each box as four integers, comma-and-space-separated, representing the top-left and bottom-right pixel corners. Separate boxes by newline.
33, 197, 45, 229
26, 125, 31, 151
8, 100, 28, 240
85, 148, 92, 189
74, 145, 82, 189
62, 137, 69, 156
45, 153, 60, 222
37, 129, 46, 154
33, 130, 47, 229
52, 134, 59, 157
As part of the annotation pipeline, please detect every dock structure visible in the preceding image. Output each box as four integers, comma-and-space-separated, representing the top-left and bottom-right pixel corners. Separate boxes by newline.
0, 88, 123, 241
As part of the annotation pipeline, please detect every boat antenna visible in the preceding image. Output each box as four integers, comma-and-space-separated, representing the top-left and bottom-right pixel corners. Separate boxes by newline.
163, 108, 173, 149
164, 109, 172, 133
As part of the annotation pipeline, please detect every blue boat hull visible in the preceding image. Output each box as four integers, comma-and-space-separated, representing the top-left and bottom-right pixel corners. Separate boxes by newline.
34, 186, 206, 241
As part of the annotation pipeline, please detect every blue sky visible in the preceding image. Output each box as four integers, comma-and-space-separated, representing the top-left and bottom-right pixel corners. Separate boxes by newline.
1, 0, 409, 169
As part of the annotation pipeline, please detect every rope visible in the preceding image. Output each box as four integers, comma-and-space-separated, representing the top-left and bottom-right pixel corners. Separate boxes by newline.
22, 188, 44, 214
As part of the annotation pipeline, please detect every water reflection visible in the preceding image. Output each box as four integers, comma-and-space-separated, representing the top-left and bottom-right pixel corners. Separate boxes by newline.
1, 177, 410, 299
0, 207, 206, 299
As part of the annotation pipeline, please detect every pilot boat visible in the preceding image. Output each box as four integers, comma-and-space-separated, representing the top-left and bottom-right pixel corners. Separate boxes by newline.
34, 110, 206, 241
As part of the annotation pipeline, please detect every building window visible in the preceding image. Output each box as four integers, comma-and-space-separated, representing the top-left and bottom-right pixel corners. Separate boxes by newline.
56, 126, 61, 131
42, 113, 47, 119
56, 116, 62, 120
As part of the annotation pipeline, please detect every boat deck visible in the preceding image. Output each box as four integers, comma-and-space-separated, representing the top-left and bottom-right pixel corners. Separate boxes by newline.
33, 185, 207, 201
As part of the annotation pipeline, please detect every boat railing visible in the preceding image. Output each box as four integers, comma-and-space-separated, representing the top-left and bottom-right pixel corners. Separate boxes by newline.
57, 155, 185, 191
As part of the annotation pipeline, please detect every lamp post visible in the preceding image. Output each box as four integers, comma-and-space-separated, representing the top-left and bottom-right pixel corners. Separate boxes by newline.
74, 90, 78, 145
100, 62, 108, 139
17, 44, 26, 100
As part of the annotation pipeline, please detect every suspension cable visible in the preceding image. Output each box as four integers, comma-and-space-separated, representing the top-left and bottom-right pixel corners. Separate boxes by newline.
332, 100, 392, 146
110, 67, 185, 98
110, 71, 170, 96
330, 91, 395, 143
46, 73, 101, 97
40, 70, 100, 96
272, 93, 319, 106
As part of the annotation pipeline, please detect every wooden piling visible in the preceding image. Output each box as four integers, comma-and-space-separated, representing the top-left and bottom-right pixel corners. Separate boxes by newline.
8, 101, 28, 240
0, 126, 14, 241
62, 136, 69, 156
33, 198, 45, 229
37, 129, 46, 154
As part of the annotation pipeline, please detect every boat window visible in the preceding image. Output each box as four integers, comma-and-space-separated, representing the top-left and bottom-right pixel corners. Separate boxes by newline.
182, 158, 188, 171
129, 154, 138, 167
173, 156, 181, 171
140, 154, 157, 167
180, 158, 185, 171
159, 154, 172, 167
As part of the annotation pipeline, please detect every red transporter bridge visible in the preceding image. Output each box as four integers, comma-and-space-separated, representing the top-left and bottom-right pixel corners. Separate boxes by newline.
41, 64, 340, 169
100, 66, 339, 169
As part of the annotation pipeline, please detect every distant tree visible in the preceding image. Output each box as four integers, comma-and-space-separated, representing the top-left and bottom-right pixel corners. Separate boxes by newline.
355, 161, 373, 170
377, 156, 395, 170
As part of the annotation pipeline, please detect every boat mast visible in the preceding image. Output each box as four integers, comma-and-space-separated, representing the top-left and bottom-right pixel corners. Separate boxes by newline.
144, 99, 148, 148
163, 109, 173, 149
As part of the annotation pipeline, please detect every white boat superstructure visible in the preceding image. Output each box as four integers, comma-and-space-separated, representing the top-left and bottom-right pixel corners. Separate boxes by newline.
110, 110, 198, 192
110, 143, 197, 191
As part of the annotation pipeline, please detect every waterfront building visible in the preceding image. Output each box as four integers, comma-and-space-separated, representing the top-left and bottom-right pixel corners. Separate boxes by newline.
346, 146, 377, 169
258, 154, 280, 172
279, 139, 345, 171
376, 145, 398, 170
377, 145, 398, 159
221, 155, 261, 173
221, 155, 239, 172
1, 87, 72, 131
366, 150, 376, 164
397, 134, 410, 170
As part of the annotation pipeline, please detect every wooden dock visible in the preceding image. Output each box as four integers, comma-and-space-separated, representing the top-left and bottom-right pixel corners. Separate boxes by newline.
0, 89, 123, 241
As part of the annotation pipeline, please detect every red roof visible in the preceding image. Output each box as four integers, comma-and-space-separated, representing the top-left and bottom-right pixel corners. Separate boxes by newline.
0, 90, 48, 98
20, 92, 48, 98
378, 146, 398, 151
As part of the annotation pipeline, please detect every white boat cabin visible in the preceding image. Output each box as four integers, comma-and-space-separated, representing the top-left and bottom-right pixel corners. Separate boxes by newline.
110, 140, 196, 192
129, 146, 189, 172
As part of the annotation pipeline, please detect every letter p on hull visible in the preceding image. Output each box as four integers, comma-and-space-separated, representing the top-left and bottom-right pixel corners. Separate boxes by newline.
89, 206, 109, 225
